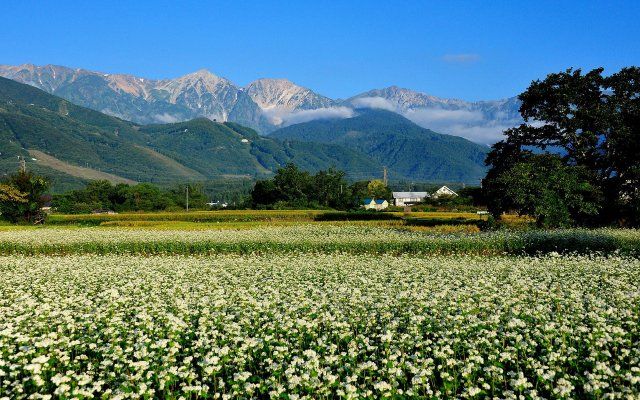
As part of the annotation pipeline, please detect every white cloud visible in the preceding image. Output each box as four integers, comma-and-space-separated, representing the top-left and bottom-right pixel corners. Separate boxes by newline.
350, 96, 398, 112
153, 113, 180, 123
262, 95, 520, 144
403, 107, 518, 144
405, 108, 484, 124
441, 53, 481, 64
445, 124, 511, 144
263, 106, 355, 126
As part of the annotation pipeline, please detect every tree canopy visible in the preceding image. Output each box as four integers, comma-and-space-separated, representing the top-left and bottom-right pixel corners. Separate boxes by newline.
484, 67, 640, 227
52, 181, 209, 213
250, 164, 390, 210
0, 170, 50, 223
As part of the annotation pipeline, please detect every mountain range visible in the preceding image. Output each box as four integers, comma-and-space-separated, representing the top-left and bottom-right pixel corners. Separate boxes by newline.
0, 63, 522, 144
0, 76, 489, 191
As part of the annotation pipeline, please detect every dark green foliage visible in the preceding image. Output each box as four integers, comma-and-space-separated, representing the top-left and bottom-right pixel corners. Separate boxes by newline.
0, 169, 49, 223
404, 217, 481, 227
269, 108, 489, 183
487, 154, 600, 227
348, 181, 370, 206
52, 180, 212, 213
314, 212, 402, 221
484, 67, 640, 227
251, 164, 359, 209
456, 187, 485, 207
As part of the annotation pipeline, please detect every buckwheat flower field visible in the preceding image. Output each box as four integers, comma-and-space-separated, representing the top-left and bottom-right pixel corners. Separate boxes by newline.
0, 226, 639, 256
1, 253, 639, 399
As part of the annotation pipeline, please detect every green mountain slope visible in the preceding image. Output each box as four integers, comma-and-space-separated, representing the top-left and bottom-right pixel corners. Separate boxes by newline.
0, 77, 199, 188
0, 77, 383, 191
140, 119, 381, 178
269, 109, 489, 183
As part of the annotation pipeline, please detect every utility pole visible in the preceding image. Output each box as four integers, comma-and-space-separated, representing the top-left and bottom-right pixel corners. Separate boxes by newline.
383, 166, 388, 186
185, 185, 189, 212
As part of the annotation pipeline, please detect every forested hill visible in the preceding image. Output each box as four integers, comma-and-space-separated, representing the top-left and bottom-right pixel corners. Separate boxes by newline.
269, 108, 490, 183
0, 77, 381, 191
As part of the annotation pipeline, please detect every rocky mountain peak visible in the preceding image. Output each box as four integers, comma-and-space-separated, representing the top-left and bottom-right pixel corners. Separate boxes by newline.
246, 78, 334, 111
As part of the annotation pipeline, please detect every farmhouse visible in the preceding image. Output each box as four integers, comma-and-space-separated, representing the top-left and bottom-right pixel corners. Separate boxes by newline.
432, 186, 458, 199
392, 192, 430, 207
362, 198, 389, 211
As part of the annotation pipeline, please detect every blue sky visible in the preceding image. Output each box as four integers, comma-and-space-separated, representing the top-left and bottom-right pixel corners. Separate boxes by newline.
1, 0, 638, 101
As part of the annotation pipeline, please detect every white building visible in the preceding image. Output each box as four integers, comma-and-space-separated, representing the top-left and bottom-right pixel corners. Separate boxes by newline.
362, 198, 389, 211
392, 192, 430, 207
432, 186, 458, 199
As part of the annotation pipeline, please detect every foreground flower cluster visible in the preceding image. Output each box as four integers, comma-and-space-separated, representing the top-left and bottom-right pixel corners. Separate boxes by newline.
1, 254, 639, 398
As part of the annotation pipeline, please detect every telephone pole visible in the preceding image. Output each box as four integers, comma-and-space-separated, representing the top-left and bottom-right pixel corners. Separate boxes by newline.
383, 166, 388, 186
185, 185, 189, 212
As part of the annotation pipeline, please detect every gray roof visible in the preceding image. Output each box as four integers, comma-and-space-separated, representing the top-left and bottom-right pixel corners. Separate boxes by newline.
392, 192, 430, 198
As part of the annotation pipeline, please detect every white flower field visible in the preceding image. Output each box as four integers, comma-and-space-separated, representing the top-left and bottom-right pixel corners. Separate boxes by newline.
1, 253, 638, 399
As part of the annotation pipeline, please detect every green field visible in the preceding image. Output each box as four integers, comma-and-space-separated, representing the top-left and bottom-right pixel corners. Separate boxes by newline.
1, 212, 639, 399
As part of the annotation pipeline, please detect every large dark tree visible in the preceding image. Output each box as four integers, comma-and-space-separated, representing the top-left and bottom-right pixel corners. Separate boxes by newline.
250, 164, 358, 209
312, 168, 350, 209
484, 67, 640, 226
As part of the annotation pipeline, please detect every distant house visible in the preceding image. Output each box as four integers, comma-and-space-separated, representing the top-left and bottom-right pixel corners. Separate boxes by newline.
91, 209, 117, 215
207, 201, 228, 208
392, 192, 430, 207
432, 186, 458, 199
362, 198, 389, 211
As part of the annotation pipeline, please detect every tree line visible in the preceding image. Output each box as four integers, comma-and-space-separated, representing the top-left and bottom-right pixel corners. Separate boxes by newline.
250, 163, 391, 210
52, 181, 210, 214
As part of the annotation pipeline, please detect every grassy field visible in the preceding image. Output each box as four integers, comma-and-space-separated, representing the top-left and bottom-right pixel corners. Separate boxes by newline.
1, 211, 638, 399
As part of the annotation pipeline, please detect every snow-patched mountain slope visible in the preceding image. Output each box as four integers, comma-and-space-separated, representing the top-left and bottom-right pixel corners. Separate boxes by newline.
0, 64, 268, 130
0, 64, 522, 142
246, 78, 334, 111
153, 69, 260, 123
0, 64, 155, 98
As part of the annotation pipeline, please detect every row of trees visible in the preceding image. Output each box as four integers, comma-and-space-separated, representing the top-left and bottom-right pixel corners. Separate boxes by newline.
484, 67, 640, 227
52, 181, 210, 214
0, 165, 397, 221
251, 164, 391, 210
